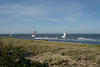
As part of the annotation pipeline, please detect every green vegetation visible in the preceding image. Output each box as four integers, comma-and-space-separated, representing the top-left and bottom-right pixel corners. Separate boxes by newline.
0, 37, 100, 67
0, 37, 48, 67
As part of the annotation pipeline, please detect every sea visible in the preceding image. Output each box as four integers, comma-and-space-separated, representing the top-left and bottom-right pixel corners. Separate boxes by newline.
1, 34, 100, 45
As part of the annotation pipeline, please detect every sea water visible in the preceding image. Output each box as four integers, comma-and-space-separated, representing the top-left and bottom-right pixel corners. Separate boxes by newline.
1, 34, 100, 45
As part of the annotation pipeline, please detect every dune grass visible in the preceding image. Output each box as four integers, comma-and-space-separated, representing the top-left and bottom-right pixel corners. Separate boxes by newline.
0, 37, 100, 67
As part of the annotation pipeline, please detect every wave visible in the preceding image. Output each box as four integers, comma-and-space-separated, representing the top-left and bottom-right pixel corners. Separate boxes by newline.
77, 37, 99, 41
34, 37, 58, 40
34, 36, 100, 42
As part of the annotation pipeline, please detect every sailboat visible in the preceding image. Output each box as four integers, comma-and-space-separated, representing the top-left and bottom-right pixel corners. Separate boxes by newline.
32, 30, 36, 38
9, 33, 12, 37
61, 31, 66, 38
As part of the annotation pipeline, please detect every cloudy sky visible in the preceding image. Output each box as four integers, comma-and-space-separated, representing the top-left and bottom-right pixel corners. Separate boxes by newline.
0, 0, 100, 34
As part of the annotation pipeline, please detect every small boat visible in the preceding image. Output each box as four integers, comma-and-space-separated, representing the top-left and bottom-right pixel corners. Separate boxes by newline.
32, 30, 36, 38
61, 31, 66, 38
9, 33, 12, 37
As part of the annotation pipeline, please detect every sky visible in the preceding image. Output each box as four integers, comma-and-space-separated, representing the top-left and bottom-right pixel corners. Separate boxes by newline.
0, 0, 100, 34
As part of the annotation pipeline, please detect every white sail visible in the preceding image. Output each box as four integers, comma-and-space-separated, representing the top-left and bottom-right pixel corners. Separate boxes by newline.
32, 30, 36, 38
9, 33, 12, 36
61, 31, 66, 38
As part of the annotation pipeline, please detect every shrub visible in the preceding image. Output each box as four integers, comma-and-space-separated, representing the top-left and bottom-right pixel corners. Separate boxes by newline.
15, 58, 48, 67
0, 43, 25, 67
0, 41, 49, 67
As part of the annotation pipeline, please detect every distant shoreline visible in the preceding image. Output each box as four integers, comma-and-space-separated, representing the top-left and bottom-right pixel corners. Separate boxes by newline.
1, 34, 100, 45
0, 37, 96, 45
1, 33, 100, 35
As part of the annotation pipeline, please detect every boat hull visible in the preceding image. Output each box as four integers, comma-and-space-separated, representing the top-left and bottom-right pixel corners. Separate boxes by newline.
32, 35, 35, 38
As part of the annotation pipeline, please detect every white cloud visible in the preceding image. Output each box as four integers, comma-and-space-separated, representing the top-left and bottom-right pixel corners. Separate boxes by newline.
23, 19, 33, 21
66, 17, 78, 22
0, 1, 92, 23
0, 3, 48, 16
40, 18, 58, 21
